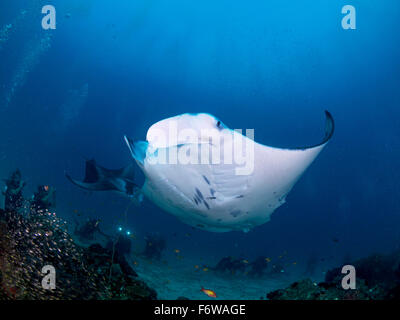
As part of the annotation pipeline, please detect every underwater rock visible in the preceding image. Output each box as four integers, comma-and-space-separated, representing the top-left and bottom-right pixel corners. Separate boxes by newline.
325, 251, 400, 290
387, 284, 400, 300
125, 280, 157, 300
266, 278, 385, 300
267, 250, 400, 300
267, 279, 320, 300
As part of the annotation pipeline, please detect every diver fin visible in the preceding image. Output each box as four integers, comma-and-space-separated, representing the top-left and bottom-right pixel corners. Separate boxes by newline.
124, 135, 148, 166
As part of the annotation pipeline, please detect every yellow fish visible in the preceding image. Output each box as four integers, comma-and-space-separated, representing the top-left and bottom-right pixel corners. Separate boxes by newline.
265, 258, 271, 262
201, 287, 217, 298
242, 260, 249, 264
203, 268, 209, 272
174, 249, 180, 253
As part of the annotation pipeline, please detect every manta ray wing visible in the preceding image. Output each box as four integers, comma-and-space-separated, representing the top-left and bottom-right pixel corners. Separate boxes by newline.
231, 110, 335, 229
82, 159, 100, 183
65, 172, 116, 191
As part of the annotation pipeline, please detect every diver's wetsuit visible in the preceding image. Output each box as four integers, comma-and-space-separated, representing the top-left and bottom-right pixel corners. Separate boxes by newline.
74, 219, 110, 242
142, 235, 166, 260
248, 257, 269, 277
106, 234, 136, 277
30, 185, 55, 212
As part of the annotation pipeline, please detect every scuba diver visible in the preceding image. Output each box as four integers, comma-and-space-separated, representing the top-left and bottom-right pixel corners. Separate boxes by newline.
74, 218, 110, 242
2, 169, 26, 212
142, 233, 166, 261
248, 256, 270, 277
212, 256, 247, 274
30, 185, 56, 212
105, 227, 137, 277
107, 227, 132, 257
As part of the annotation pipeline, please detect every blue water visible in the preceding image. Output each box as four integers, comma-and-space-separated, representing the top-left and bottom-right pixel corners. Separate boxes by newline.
0, 0, 399, 275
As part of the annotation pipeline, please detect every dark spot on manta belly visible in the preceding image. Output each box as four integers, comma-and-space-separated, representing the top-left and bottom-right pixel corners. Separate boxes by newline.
230, 210, 242, 218
210, 188, 216, 196
195, 188, 204, 200
235, 195, 244, 199
202, 175, 210, 185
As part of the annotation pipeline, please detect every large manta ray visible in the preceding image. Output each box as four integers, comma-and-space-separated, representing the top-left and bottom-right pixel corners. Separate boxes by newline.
123, 111, 334, 232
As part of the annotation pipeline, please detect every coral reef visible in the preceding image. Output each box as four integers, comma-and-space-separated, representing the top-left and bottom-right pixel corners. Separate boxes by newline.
266, 278, 386, 300
267, 251, 400, 300
0, 209, 157, 300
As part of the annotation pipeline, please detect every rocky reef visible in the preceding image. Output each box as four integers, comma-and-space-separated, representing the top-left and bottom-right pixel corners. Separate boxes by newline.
0, 209, 157, 300
267, 250, 400, 300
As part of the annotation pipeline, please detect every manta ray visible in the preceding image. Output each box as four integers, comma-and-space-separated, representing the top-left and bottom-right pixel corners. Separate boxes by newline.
66, 159, 139, 197
124, 111, 334, 232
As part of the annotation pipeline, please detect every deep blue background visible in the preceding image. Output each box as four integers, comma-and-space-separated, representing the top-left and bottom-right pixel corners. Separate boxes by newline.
0, 0, 399, 269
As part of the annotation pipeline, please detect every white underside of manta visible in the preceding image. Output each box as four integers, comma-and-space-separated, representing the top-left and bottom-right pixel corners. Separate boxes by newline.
125, 111, 334, 232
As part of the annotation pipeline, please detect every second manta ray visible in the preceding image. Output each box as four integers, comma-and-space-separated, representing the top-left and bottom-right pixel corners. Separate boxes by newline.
66, 159, 139, 196
124, 111, 334, 232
